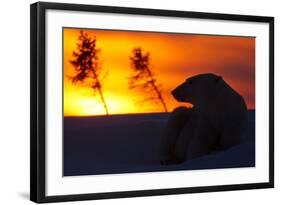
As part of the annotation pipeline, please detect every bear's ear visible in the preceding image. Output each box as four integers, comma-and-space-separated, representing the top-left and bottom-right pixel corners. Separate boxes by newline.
214, 76, 222, 88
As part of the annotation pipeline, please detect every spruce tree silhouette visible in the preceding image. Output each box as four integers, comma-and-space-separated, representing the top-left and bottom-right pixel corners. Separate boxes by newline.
70, 30, 109, 115
129, 47, 168, 112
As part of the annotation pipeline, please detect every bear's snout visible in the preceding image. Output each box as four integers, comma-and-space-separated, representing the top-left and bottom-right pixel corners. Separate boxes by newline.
171, 89, 177, 97
171, 88, 180, 99
172, 86, 187, 102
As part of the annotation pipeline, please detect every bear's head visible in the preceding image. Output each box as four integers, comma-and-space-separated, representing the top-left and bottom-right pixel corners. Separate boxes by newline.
171, 73, 223, 106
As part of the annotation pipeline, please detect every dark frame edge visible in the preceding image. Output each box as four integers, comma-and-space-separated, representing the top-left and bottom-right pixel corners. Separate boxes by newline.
30, 2, 47, 203
36, 1, 274, 22
42, 182, 273, 203
30, 2, 39, 203
268, 17, 274, 188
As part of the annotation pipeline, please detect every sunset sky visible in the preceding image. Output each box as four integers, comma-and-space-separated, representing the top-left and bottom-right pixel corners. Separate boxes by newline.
63, 28, 255, 116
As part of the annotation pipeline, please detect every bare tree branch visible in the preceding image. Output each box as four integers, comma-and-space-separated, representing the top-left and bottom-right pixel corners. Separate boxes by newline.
128, 47, 168, 112
69, 30, 109, 115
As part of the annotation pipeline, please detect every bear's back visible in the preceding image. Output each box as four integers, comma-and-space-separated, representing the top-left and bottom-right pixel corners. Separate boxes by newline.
202, 79, 248, 134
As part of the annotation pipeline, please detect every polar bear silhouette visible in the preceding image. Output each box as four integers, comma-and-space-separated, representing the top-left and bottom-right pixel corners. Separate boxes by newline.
160, 73, 248, 165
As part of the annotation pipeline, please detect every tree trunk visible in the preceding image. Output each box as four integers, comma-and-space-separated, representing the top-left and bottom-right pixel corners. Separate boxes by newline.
92, 70, 109, 115
146, 69, 168, 112
97, 87, 109, 115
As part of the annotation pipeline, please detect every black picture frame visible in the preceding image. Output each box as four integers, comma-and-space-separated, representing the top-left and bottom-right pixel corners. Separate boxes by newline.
30, 2, 274, 203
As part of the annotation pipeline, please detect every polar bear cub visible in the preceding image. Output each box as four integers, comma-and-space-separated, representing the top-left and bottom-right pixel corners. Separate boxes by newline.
160, 73, 248, 165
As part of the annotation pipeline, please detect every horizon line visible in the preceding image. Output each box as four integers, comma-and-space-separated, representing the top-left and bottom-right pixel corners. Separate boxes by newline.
64, 109, 256, 118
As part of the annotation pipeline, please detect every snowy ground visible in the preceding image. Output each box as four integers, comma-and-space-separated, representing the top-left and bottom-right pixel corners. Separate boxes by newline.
63, 110, 255, 176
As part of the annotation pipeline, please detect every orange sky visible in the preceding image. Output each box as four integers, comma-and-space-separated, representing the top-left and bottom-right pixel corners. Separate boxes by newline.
63, 28, 255, 116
